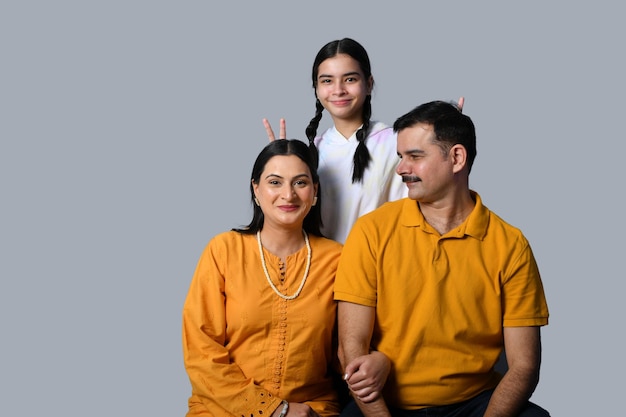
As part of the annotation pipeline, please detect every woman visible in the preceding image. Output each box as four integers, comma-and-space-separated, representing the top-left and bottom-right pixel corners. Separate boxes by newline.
182, 140, 343, 416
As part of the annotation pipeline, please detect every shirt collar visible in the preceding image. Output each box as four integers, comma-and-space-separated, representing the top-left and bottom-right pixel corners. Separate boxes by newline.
400, 191, 489, 240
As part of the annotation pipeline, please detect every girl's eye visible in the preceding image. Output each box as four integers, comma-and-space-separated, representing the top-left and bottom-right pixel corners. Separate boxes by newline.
269, 180, 281, 185
294, 180, 308, 187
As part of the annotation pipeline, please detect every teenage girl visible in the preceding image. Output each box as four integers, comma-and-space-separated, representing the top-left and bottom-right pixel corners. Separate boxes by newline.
264, 37, 463, 243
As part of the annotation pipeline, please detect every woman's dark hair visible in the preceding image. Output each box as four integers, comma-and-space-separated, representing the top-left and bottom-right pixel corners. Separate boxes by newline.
233, 139, 324, 236
305, 37, 373, 183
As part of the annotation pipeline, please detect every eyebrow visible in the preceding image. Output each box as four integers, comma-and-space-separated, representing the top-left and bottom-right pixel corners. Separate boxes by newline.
264, 173, 311, 180
397, 149, 425, 156
317, 71, 361, 79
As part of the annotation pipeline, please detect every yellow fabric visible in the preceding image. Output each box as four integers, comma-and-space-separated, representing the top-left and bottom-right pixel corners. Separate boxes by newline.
334, 192, 549, 409
183, 231, 343, 417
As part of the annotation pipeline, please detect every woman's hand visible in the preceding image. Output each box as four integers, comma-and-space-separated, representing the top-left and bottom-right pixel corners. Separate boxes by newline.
262, 118, 287, 142
343, 350, 391, 403
271, 402, 320, 417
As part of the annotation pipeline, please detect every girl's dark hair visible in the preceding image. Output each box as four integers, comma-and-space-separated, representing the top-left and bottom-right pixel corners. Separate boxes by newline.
305, 38, 373, 183
233, 139, 323, 236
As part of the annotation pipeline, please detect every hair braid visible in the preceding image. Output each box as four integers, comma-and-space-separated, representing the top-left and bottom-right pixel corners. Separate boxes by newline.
351, 95, 372, 183
305, 99, 324, 169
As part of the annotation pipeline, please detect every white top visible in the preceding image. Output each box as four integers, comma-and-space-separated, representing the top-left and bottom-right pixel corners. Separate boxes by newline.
315, 121, 407, 243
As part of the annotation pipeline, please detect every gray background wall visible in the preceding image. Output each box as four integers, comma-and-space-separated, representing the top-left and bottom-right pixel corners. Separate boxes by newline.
1, 1, 623, 415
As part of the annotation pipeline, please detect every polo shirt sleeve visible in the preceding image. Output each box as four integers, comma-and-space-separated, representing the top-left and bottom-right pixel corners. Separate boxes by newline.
334, 216, 378, 307
501, 238, 549, 327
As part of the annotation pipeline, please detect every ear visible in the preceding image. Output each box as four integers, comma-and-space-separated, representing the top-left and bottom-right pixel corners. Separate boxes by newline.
311, 183, 319, 206
450, 144, 468, 174
252, 179, 260, 199
367, 76, 374, 94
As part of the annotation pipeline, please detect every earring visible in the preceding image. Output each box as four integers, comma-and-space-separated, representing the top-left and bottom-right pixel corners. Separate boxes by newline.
312, 196, 318, 206
254, 197, 260, 206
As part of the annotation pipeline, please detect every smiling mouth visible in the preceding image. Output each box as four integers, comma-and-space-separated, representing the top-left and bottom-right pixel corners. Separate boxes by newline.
402, 176, 420, 183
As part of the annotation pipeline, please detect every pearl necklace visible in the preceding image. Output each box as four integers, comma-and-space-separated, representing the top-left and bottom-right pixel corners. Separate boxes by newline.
256, 230, 311, 300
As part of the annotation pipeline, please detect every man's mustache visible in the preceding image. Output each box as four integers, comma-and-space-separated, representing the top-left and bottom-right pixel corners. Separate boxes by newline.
402, 176, 420, 183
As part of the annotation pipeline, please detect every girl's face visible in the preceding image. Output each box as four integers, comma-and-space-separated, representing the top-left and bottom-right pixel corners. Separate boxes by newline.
253, 155, 318, 232
315, 54, 373, 125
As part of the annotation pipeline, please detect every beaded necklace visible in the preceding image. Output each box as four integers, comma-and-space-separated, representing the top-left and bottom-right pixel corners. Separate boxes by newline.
256, 230, 311, 300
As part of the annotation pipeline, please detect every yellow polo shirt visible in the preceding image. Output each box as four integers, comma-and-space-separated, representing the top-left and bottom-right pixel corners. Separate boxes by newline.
334, 192, 549, 409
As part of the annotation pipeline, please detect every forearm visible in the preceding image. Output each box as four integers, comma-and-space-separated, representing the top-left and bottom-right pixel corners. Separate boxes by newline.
337, 302, 392, 416
484, 366, 539, 417
351, 396, 392, 417
485, 327, 542, 417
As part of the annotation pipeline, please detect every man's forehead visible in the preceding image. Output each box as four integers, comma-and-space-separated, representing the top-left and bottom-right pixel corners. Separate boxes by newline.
413, 122, 434, 132
398, 123, 435, 139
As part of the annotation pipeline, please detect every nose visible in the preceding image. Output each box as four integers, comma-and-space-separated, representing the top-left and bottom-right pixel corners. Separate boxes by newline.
396, 157, 407, 176
332, 81, 346, 95
281, 185, 296, 200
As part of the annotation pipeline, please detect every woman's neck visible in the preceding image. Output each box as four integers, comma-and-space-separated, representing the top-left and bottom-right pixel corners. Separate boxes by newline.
258, 226, 305, 261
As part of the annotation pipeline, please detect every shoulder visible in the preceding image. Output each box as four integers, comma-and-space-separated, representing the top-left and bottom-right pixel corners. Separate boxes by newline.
366, 122, 397, 149
309, 234, 343, 253
206, 230, 254, 252
368, 121, 392, 136
487, 211, 529, 245
352, 199, 407, 231
475, 195, 530, 248
367, 198, 405, 217
313, 126, 335, 146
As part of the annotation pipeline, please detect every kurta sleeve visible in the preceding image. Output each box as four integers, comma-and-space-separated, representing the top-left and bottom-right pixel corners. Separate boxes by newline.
182, 234, 282, 416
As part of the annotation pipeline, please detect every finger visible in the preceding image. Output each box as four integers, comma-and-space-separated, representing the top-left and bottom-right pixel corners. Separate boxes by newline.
457, 96, 465, 112
344, 359, 362, 381
262, 118, 277, 142
355, 390, 380, 404
279, 118, 286, 139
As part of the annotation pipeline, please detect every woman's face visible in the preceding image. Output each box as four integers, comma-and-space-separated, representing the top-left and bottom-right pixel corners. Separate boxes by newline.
253, 155, 318, 231
315, 53, 373, 125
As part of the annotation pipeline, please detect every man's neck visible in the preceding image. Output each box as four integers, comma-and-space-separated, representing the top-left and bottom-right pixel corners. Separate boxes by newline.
418, 191, 475, 235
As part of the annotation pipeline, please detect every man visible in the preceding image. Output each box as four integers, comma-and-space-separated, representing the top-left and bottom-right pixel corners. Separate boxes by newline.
335, 101, 549, 416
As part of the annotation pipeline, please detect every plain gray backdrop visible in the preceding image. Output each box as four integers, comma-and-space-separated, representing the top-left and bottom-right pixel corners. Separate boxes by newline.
1, 1, 623, 415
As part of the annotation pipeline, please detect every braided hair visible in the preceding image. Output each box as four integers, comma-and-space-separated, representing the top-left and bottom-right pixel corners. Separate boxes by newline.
305, 38, 373, 183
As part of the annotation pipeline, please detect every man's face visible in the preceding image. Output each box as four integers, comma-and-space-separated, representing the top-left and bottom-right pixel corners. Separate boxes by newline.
395, 123, 455, 203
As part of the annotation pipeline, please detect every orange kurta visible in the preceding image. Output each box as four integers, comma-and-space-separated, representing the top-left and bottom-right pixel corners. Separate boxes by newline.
183, 231, 342, 417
